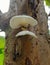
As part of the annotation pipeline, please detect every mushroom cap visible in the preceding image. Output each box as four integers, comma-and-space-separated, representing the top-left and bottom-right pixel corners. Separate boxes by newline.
10, 15, 37, 29
16, 30, 37, 38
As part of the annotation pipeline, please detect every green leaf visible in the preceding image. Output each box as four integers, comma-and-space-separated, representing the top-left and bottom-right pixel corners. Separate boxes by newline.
0, 48, 4, 54
45, 0, 50, 6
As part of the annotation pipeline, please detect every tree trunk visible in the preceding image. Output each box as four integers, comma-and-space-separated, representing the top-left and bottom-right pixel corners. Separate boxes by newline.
0, 0, 49, 65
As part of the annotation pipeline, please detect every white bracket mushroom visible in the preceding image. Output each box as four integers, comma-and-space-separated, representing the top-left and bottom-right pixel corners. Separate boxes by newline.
10, 15, 38, 38
10, 15, 37, 29
16, 30, 37, 38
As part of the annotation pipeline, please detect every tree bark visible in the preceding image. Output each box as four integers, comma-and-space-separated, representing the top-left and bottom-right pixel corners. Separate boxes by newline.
0, 0, 49, 65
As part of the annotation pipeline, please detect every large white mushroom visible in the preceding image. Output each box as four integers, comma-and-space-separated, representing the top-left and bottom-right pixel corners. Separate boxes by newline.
10, 15, 37, 29
10, 15, 38, 38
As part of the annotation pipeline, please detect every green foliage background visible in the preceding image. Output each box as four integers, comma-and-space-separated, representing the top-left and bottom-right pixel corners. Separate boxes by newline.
0, 37, 5, 65
45, 0, 50, 6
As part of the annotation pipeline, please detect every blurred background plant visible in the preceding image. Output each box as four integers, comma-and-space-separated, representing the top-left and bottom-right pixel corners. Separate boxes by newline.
0, 36, 5, 65
45, 0, 50, 6
44, 0, 50, 34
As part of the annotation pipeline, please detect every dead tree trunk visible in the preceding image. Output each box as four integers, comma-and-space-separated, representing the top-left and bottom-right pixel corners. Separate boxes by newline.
0, 0, 49, 65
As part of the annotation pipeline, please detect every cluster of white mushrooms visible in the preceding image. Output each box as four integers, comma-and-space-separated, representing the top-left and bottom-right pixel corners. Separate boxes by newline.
10, 15, 38, 38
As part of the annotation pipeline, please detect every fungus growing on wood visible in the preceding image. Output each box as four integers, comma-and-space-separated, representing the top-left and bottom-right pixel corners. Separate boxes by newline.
10, 15, 38, 38
10, 15, 37, 29
16, 30, 37, 38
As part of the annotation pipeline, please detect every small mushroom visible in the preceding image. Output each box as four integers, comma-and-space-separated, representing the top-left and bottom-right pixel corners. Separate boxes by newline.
16, 30, 37, 38
10, 15, 37, 29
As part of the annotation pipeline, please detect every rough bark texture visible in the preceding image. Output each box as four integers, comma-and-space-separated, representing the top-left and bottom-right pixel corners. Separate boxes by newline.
0, 0, 50, 65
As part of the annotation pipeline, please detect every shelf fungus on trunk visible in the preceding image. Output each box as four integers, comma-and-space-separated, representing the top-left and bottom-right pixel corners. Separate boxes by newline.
10, 15, 38, 62
16, 30, 37, 38
10, 15, 37, 29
